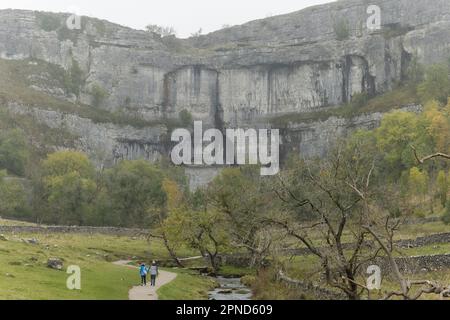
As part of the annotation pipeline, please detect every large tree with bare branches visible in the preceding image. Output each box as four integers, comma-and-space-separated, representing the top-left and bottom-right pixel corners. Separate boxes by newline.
270, 137, 392, 299
269, 134, 450, 299
206, 166, 279, 267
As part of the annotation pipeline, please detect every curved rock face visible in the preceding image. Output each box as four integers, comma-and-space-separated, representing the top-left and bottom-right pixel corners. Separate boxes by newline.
1, 0, 449, 128
0, 0, 449, 188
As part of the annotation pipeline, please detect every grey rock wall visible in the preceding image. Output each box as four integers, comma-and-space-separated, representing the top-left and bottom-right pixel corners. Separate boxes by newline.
7, 103, 167, 166
0, 0, 449, 187
1, 0, 449, 124
282, 105, 422, 158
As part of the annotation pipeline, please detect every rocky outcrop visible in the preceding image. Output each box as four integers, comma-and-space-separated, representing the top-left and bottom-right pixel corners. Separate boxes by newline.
184, 166, 222, 191
0, 0, 449, 186
281, 104, 422, 158
47, 258, 63, 270
1, 0, 449, 124
7, 103, 167, 166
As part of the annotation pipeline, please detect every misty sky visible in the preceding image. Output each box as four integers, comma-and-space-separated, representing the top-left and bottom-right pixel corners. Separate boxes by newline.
0, 0, 335, 38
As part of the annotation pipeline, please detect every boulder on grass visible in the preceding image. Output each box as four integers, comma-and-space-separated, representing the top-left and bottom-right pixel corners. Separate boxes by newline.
23, 238, 39, 245
0, 234, 7, 241
47, 258, 63, 270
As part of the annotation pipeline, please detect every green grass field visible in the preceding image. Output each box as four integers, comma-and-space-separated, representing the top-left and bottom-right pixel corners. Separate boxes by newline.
157, 269, 217, 300
0, 224, 212, 300
2, 217, 449, 300
0, 233, 137, 299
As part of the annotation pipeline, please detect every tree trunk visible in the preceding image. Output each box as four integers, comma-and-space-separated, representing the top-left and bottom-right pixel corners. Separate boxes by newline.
346, 271, 360, 300
207, 251, 220, 275
162, 233, 184, 268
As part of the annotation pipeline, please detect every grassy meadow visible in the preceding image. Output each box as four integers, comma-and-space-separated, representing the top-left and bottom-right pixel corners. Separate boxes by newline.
1, 217, 450, 300
0, 221, 214, 300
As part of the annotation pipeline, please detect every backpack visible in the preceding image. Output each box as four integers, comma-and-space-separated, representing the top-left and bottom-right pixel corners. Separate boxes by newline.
140, 265, 147, 276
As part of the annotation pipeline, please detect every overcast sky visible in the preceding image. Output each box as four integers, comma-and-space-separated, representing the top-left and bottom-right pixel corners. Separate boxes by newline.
0, 0, 335, 38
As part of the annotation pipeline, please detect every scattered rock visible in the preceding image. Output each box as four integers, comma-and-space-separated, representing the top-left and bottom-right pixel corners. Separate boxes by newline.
47, 258, 63, 270
217, 290, 233, 295
235, 289, 251, 294
5, 273, 15, 278
0, 234, 8, 241
23, 238, 39, 245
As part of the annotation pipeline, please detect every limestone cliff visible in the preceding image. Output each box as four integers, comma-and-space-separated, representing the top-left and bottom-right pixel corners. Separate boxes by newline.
0, 0, 449, 187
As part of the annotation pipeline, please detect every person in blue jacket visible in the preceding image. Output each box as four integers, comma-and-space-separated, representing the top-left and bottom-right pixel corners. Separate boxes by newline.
139, 263, 147, 286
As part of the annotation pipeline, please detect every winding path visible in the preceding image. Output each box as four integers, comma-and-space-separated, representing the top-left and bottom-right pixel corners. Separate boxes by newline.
113, 260, 177, 300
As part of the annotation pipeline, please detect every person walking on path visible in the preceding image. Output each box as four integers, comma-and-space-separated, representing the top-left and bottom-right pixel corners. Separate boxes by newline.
149, 261, 158, 287
139, 263, 147, 286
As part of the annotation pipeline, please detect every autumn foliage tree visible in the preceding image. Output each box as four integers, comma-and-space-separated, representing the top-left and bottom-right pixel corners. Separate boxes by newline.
39, 151, 96, 225
207, 166, 277, 267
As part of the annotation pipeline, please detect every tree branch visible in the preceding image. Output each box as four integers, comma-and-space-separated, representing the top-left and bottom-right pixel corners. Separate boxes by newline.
411, 145, 450, 164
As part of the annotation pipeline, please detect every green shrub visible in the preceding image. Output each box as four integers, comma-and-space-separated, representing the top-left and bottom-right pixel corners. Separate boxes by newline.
443, 201, 450, 224
382, 24, 412, 39
417, 64, 450, 104
90, 84, 109, 107
57, 27, 79, 44
124, 96, 131, 107
351, 92, 370, 108
241, 275, 256, 287
0, 129, 29, 176
63, 59, 85, 97
406, 56, 425, 85
179, 109, 193, 127
93, 19, 107, 37
437, 171, 448, 208
334, 18, 350, 41
36, 12, 61, 32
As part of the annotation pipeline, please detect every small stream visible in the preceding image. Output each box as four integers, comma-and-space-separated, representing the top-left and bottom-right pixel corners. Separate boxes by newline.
208, 277, 253, 300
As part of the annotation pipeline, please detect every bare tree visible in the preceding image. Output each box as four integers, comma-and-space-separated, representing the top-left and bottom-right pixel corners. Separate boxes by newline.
269, 145, 386, 300
207, 166, 278, 268
411, 145, 450, 164
346, 146, 450, 300
190, 28, 203, 37
364, 222, 450, 300
145, 24, 176, 38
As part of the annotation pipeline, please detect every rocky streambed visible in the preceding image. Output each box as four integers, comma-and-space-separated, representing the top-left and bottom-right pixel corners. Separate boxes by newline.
208, 277, 253, 300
